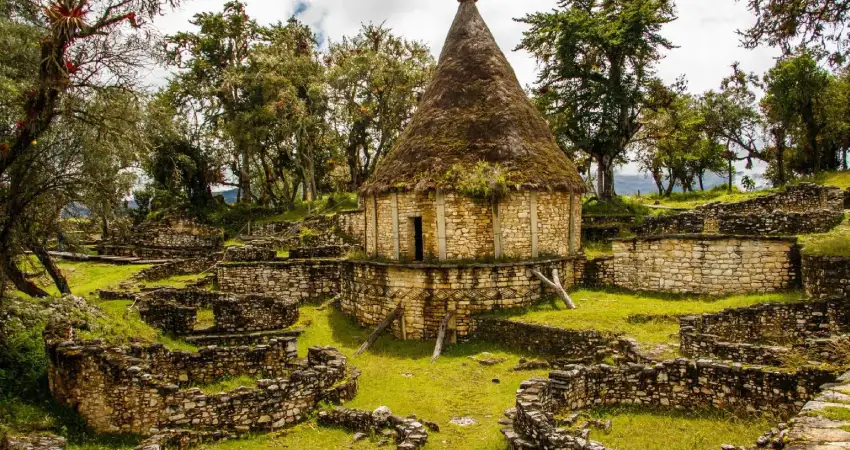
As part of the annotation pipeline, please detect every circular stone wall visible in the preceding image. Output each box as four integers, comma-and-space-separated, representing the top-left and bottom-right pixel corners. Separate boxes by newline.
339, 258, 580, 340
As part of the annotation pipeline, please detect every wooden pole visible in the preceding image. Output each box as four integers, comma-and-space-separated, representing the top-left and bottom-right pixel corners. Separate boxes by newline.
431, 312, 455, 363
355, 301, 404, 356
532, 269, 577, 309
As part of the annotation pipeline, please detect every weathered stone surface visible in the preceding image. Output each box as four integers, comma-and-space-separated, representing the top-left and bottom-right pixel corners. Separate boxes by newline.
99, 219, 224, 259
339, 258, 581, 341
217, 260, 340, 301
606, 235, 800, 295
804, 255, 850, 300
223, 245, 276, 262
0, 435, 66, 450
469, 317, 615, 362
318, 406, 428, 449
45, 325, 358, 436
134, 253, 223, 282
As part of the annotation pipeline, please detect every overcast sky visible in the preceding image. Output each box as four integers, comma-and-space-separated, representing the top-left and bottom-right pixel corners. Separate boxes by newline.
149, 0, 782, 180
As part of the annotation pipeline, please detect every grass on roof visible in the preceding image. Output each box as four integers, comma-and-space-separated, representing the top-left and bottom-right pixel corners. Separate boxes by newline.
584, 405, 772, 450
488, 288, 802, 346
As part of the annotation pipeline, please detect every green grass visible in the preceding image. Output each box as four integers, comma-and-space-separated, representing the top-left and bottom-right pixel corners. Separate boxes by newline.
195, 375, 258, 395
800, 214, 850, 257
144, 274, 207, 289
585, 406, 772, 450
583, 196, 651, 217
583, 242, 613, 259
225, 238, 246, 247
157, 334, 199, 353
254, 193, 359, 226
76, 300, 158, 345
630, 185, 776, 210
491, 289, 802, 346
12, 260, 150, 300
801, 170, 850, 189
195, 308, 215, 330
806, 406, 850, 422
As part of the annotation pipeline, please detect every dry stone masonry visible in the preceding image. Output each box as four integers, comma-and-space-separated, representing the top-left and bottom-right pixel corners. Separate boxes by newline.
0, 436, 66, 450
317, 406, 431, 449
339, 258, 581, 340
138, 288, 299, 336
680, 297, 850, 366
134, 253, 223, 282
222, 245, 276, 262
46, 330, 359, 437
99, 220, 224, 259
217, 260, 340, 300
637, 184, 845, 237
608, 235, 800, 295
803, 254, 850, 299
504, 361, 835, 449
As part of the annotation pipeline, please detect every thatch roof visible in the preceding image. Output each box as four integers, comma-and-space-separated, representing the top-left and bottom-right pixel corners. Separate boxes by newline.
361, 0, 585, 196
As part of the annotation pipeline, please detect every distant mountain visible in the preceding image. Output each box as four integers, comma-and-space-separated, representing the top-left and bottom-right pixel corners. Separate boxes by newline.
613, 172, 733, 196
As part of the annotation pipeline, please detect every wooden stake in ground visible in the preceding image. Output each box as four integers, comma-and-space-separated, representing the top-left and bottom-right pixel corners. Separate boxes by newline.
355, 301, 404, 356
531, 269, 577, 309
431, 312, 455, 363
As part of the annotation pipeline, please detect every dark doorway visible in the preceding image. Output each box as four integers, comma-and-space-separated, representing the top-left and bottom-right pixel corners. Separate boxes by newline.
413, 217, 424, 261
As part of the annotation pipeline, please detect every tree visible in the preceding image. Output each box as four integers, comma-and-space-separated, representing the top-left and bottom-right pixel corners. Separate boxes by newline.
517, 0, 676, 200
326, 23, 434, 190
165, 1, 261, 203
1, 0, 177, 297
762, 50, 836, 177
636, 81, 726, 196
741, 0, 850, 65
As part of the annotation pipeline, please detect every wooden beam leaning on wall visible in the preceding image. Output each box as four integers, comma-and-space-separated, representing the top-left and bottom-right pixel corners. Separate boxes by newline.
431, 311, 456, 363
532, 269, 577, 309
355, 301, 404, 356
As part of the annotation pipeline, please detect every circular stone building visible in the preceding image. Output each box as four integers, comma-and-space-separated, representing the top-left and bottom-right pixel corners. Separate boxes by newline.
340, 0, 585, 341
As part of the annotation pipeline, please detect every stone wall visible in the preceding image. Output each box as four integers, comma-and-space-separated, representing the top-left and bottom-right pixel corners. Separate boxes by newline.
803, 254, 850, 299
845, 188, 850, 208
504, 362, 836, 450
339, 258, 580, 340
365, 190, 581, 261
679, 297, 850, 365
289, 245, 356, 259
609, 235, 800, 295
335, 210, 366, 248
99, 220, 224, 258
139, 289, 300, 335
250, 211, 364, 249
698, 183, 844, 215
46, 334, 358, 436
580, 256, 615, 288
469, 317, 615, 363
1, 436, 66, 450
223, 245, 276, 262
217, 260, 340, 301
638, 209, 844, 236
134, 253, 223, 282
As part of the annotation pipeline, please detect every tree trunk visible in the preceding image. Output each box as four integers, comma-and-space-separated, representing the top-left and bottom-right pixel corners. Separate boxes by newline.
0, 252, 48, 298
239, 145, 252, 203
727, 159, 734, 193
30, 244, 70, 295
430, 312, 455, 363
355, 301, 404, 356
531, 269, 576, 309
773, 127, 787, 186
101, 199, 109, 239
698, 172, 705, 191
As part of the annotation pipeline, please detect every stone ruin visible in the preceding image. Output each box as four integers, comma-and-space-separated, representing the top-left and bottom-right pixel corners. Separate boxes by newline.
98, 219, 224, 259
44, 323, 359, 448
136, 288, 299, 337
317, 406, 434, 449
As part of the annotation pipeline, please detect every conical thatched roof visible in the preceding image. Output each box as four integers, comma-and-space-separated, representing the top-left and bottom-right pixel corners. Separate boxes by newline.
361, 0, 585, 196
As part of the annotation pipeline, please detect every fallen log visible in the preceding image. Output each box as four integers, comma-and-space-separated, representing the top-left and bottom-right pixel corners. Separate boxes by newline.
430, 312, 455, 363
531, 268, 577, 309
355, 301, 404, 356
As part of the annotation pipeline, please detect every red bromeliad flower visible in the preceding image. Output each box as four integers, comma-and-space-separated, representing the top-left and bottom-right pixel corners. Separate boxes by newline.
45, 0, 89, 37
15, 121, 25, 129
65, 61, 78, 73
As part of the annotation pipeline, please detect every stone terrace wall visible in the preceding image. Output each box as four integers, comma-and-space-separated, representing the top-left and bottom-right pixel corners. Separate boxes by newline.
679, 297, 850, 365
47, 335, 357, 435
99, 220, 224, 258
506, 362, 835, 450
217, 260, 340, 300
134, 253, 223, 282
716, 209, 845, 235
1, 435, 66, 450
610, 235, 800, 295
339, 258, 581, 341
470, 317, 615, 363
803, 254, 850, 299
223, 245, 276, 262
336, 210, 366, 248
251, 212, 364, 249
581, 256, 614, 288
289, 245, 356, 259
140, 289, 299, 335
698, 183, 845, 215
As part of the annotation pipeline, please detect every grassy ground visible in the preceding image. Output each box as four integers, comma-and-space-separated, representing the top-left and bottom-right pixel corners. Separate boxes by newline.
629, 185, 775, 210
491, 289, 802, 346
802, 170, 850, 189
143, 274, 208, 289
800, 214, 850, 257
585, 406, 772, 450
254, 193, 359, 225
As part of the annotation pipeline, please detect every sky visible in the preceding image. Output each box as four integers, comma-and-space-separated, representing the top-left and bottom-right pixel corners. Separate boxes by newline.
149, 0, 783, 182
